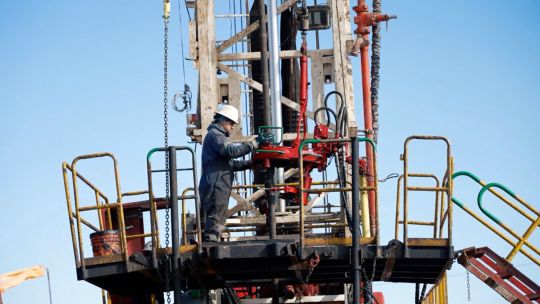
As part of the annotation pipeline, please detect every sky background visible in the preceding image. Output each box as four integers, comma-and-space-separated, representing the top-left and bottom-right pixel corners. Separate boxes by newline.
1, 0, 539, 303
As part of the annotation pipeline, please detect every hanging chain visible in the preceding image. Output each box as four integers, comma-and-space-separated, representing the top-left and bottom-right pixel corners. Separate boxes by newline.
295, 254, 320, 303
466, 267, 471, 301
464, 252, 472, 302
163, 15, 172, 304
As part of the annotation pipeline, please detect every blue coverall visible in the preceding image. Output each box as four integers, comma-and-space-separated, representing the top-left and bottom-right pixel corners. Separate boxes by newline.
199, 122, 253, 242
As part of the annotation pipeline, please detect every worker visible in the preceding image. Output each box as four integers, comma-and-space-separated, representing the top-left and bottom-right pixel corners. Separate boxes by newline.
199, 104, 273, 242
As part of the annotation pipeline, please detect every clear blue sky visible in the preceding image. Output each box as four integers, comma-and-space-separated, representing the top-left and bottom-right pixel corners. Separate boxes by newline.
1, 1, 539, 303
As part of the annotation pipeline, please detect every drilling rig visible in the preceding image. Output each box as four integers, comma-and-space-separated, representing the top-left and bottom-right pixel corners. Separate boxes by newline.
61, 1, 540, 303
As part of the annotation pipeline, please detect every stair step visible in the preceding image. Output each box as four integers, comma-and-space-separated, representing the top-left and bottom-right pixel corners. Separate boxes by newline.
458, 247, 540, 304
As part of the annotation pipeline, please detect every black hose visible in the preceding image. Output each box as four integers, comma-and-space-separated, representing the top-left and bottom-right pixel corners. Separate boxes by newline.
324, 91, 346, 135
322, 91, 354, 232
335, 150, 353, 232
313, 107, 338, 128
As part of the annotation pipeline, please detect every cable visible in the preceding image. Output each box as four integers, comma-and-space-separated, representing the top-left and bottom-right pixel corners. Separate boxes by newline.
183, 0, 192, 20
177, 0, 188, 85
172, 0, 192, 112
313, 107, 338, 127
324, 91, 346, 135
378, 173, 399, 183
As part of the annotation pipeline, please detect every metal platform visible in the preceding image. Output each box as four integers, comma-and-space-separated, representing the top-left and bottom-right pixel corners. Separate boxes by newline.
77, 254, 164, 296
76, 238, 453, 295
181, 239, 454, 289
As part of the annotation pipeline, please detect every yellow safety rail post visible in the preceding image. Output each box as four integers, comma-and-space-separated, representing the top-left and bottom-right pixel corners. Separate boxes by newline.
401, 136, 453, 247
395, 174, 441, 240
420, 272, 448, 304
452, 171, 540, 265
119, 191, 159, 248
181, 187, 194, 246
298, 137, 378, 255
63, 162, 116, 269
65, 153, 128, 277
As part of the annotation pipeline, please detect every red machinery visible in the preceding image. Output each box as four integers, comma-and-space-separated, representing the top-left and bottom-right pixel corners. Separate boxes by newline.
252, 33, 342, 206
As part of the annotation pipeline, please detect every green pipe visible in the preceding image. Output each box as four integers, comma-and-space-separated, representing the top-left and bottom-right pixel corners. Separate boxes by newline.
477, 182, 516, 225
147, 147, 163, 160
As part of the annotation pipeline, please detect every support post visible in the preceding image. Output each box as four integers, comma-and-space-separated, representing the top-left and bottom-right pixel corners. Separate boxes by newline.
259, 0, 271, 127
268, 0, 285, 213
351, 137, 361, 303
168, 147, 182, 302
266, 165, 277, 239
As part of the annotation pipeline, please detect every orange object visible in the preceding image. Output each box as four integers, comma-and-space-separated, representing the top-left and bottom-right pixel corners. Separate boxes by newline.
0, 265, 46, 293
353, 0, 394, 237
90, 230, 121, 256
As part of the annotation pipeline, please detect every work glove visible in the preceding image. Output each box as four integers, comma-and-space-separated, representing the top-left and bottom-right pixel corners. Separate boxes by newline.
250, 137, 260, 150
257, 132, 275, 145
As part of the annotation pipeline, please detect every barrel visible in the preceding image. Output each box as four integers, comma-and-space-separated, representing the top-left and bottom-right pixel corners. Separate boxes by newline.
90, 230, 121, 256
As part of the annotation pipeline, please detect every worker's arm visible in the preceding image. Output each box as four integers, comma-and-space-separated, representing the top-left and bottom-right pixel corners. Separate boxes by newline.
214, 134, 253, 159
232, 159, 252, 171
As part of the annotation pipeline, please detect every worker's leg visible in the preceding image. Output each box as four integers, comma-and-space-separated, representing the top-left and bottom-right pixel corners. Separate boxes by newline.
202, 189, 229, 242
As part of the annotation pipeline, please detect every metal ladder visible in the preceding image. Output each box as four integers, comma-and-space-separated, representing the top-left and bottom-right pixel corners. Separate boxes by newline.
458, 247, 540, 303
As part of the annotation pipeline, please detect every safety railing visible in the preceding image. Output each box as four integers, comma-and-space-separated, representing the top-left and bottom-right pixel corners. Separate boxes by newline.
451, 171, 540, 265
395, 174, 441, 239
420, 272, 448, 304
147, 146, 202, 255
180, 187, 195, 245
400, 136, 453, 247
62, 153, 129, 277
298, 137, 378, 254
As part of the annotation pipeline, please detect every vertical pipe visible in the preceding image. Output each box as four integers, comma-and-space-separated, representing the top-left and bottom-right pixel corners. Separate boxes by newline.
168, 147, 181, 302
299, 145, 305, 256
351, 137, 361, 303
268, 0, 285, 211
360, 175, 371, 237
360, 44, 377, 238
314, 0, 320, 49
266, 165, 277, 239
299, 44, 308, 142
268, 0, 283, 140
190, 149, 203, 254
272, 278, 280, 304
259, 0, 271, 127
403, 141, 409, 246
146, 159, 158, 268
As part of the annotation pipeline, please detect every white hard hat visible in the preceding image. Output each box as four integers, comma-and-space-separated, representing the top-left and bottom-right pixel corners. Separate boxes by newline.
215, 104, 239, 124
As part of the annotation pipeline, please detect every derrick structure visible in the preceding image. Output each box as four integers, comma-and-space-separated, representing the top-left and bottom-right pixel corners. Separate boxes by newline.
187, 0, 360, 242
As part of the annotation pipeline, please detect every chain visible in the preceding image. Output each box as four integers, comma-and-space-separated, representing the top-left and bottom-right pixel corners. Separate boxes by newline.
295, 254, 320, 303
466, 267, 471, 301
163, 16, 172, 304
464, 252, 471, 302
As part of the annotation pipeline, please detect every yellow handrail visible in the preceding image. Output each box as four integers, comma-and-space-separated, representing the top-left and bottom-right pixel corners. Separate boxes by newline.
63, 153, 129, 273
420, 272, 448, 304
401, 136, 453, 246
395, 173, 441, 240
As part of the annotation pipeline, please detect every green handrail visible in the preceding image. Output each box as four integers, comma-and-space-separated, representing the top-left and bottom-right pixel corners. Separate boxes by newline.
451, 171, 482, 209
255, 149, 286, 155
147, 147, 163, 160
477, 182, 516, 225
452, 170, 520, 226
358, 137, 377, 152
